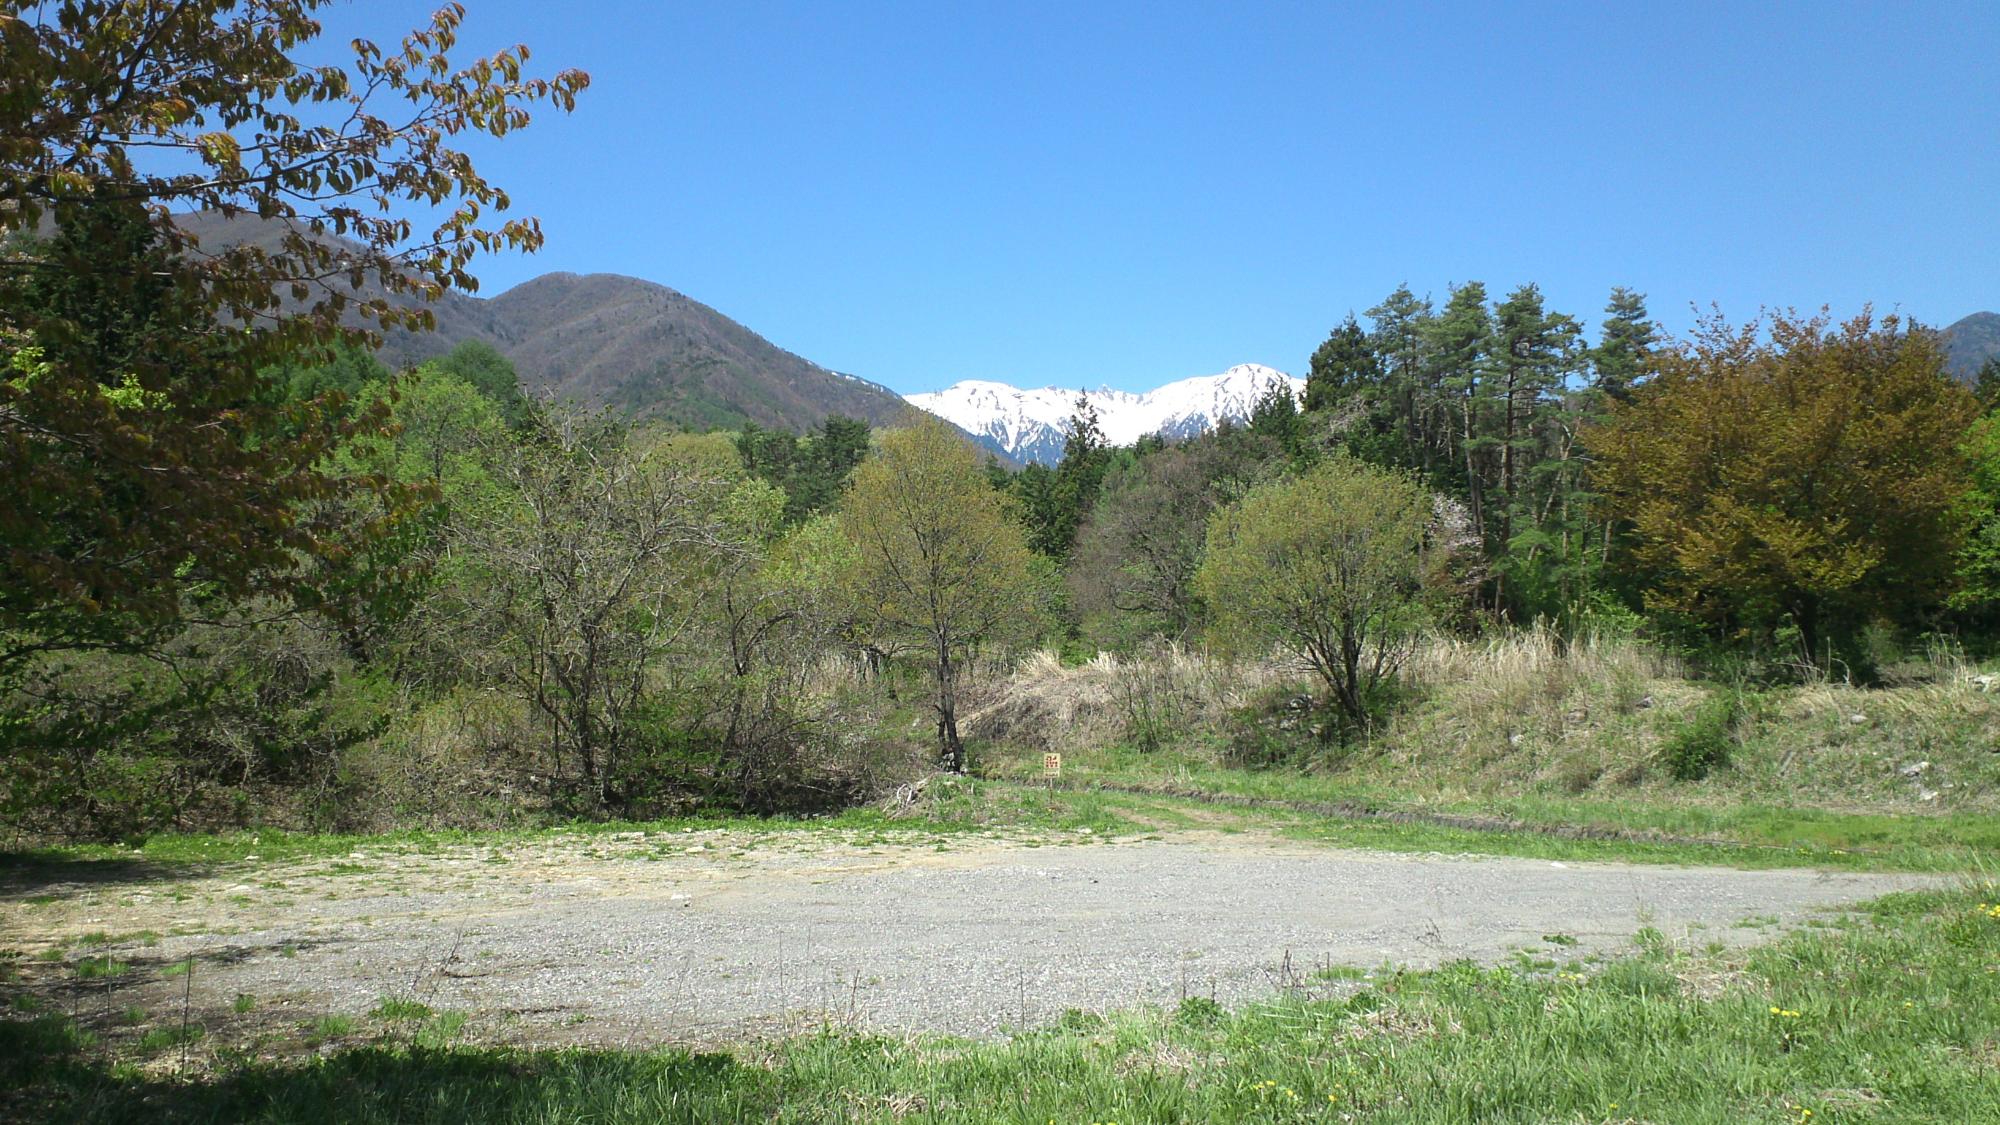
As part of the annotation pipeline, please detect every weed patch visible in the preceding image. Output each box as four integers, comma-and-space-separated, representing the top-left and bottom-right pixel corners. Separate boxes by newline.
72, 956, 129, 981
1663, 688, 1748, 780
369, 997, 431, 1022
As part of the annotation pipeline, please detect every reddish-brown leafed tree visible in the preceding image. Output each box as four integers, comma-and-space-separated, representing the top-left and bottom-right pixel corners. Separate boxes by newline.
1589, 310, 1978, 664
0, 2, 587, 669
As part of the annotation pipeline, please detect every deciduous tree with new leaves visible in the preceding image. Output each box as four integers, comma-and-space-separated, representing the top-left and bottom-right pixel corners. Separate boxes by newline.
841, 414, 1041, 772
433, 412, 738, 811
1195, 458, 1436, 727
1589, 310, 1979, 665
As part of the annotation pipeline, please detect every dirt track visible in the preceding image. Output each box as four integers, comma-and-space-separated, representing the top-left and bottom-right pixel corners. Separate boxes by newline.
0, 828, 1936, 1047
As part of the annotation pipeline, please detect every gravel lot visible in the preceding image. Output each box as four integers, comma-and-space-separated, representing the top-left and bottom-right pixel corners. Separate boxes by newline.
1, 828, 1937, 1047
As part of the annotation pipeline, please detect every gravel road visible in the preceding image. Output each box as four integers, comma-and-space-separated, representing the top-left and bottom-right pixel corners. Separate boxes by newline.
1, 829, 1937, 1047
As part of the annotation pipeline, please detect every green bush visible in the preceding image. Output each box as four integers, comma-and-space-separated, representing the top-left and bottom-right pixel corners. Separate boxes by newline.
1661, 689, 1747, 781
1174, 996, 1224, 1027
1222, 686, 1326, 767
1, 614, 380, 840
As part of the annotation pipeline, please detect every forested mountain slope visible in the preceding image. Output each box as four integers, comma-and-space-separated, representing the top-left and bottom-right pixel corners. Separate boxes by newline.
173, 212, 915, 432
1945, 312, 2000, 381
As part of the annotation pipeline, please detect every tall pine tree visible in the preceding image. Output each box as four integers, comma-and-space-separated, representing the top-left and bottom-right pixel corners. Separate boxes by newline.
1364, 284, 1439, 476
1593, 288, 1656, 402
1050, 394, 1112, 557
1423, 282, 1493, 550
1304, 314, 1381, 413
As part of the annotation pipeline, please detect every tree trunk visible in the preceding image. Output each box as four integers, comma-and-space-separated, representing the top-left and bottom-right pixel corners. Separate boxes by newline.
1460, 392, 1485, 547
1792, 594, 1824, 671
935, 640, 965, 773
1340, 647, 1364, 726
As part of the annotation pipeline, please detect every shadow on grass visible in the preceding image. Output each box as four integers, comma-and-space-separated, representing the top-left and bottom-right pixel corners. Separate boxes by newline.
0, 1020, 774, 1124
0, 851, 215, 901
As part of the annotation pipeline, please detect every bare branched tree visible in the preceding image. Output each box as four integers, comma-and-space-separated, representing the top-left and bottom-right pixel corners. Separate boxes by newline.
439, 410, 737, 810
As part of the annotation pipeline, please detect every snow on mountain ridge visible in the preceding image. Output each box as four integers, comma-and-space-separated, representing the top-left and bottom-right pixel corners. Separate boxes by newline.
906, 364, 1302, 465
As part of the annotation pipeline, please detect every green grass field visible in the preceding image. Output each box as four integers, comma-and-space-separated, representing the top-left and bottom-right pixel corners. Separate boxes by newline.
967, 720, 2000, 874
10, 771, 1990, 883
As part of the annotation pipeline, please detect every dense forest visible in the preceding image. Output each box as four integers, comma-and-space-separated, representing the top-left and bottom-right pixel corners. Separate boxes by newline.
5, 1, 1999, 843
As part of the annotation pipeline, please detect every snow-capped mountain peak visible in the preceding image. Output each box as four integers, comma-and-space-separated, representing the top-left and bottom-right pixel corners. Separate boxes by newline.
906, 364, 1302, 465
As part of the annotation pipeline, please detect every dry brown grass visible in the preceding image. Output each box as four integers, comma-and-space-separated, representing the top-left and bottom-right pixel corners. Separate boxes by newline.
1405, 624, 1685, 699
1341, 1002, 1457, 1042
1375, 626, 1700, 792
956, 628, 2000, 812
960, 643, 1297, 755
1112, 1040, 1209, 1079
1673, 965, 1755, 1002
960, 630, 1705, 794
343, 688, 543, 831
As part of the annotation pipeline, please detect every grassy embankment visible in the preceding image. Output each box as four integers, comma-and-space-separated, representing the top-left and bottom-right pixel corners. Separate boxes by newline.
966, 632, 2000, 872
14, 630, 1993, 875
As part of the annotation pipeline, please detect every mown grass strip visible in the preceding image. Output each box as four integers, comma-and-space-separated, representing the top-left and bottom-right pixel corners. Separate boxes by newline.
1008, 778, 1991, 872
6, 756, 1989, 882
954, 744, 1999, 871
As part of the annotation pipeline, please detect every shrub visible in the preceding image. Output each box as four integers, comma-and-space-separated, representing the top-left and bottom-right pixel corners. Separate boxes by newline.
1222, 684, 1328, 767
1174, 996, 1225, 1027
1196, 458, 1435, 728
341, 689, 537, 832
1661, 689, 1747, 781
0, 612, 380, 840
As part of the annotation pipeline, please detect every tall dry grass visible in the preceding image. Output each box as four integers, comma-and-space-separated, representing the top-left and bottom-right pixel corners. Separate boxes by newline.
963, 629, 2000, 809
1405, 623, 1685, 697
1370, 625, 1697, 791
960, 643, 1298, 755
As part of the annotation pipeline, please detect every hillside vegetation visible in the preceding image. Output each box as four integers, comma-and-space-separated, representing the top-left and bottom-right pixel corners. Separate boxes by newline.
960, 636, 2000, 861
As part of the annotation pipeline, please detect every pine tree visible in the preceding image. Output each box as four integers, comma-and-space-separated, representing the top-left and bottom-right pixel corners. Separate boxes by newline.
1249, 380, 1303, 458
1975, 357, 2000, 409
1481, 285, 1589, 617
735, 415, 872, 523
1364, 284, 1439, 475
1304, 314, 1381, 413
794, 415, 871, 518
1593, 288, 1656, 402
1423, 282, 1493, 550
1045, 394, 1111, 559
1483, 284, 1583, 552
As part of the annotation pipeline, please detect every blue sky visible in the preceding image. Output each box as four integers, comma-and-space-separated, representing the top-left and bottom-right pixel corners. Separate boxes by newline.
324, 1, 2000, 395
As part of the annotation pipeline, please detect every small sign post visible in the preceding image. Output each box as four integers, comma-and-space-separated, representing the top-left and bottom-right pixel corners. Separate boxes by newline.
1043, 752, 1061, 794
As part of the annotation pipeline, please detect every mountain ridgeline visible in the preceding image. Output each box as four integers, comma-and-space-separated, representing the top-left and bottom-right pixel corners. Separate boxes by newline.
1946, 312, 2000, 383
179, 213, 1995, 441
908, 365, 1305, 465
381, 272, 914, 432
171, 212, 913, 434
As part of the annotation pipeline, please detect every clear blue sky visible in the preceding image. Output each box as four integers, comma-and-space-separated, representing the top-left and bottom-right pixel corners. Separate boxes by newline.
324, 1, 2000, 395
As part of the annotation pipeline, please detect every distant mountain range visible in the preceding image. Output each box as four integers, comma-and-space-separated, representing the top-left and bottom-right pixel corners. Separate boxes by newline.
386, 271, 915, 433
924, 312, 2000, 466
1945, 312, 2000, 382
173, 213, 917, 434
907, 364, 1304, 465
155, 215, 2000, 437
